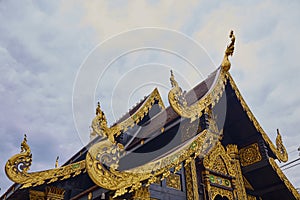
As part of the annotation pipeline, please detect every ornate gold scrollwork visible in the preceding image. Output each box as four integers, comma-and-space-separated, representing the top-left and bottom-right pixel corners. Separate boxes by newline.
239, 143, 262, 167
91, 88, 165, 144
132, 186, 150, 200
227, 144, 247, 200
210, 186, 234, 200
168, 69, 228, 122
203, 142, 235, 177
221, 30, 235, 72
166, 173, 181, 190
185, 159, 199, 200
5, 134, 32, 178
87, 126, 221, 198
276, 129, 288, 162
5, 135, 85, 189
203, 142, 237, 200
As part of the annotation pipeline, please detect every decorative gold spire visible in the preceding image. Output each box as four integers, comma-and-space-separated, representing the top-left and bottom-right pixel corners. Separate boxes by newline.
96, 102, 101, 115
276, 129, 288, 162
55, 156, 59, 168
221, 30, 235, 71
170, 70, 179, 88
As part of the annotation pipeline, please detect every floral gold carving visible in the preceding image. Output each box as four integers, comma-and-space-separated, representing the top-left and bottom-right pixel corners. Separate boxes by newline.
239, 143, 262, 167
203, 142, 234, 177
227, 144, 247, 200
211, 156, 227, 174
185, 160, 199, 200
210, 186, 234, 200
132, 186, 150, 200
166, 173, 181, 190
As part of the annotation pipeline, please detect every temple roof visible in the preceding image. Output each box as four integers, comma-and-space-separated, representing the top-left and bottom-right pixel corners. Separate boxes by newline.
2, 31, 299, 200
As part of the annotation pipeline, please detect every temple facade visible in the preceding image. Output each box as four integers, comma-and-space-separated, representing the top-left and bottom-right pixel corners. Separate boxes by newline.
1, 32, 299, 200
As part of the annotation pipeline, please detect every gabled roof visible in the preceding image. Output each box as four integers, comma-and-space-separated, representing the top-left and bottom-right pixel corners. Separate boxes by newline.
2, 31, 299, 200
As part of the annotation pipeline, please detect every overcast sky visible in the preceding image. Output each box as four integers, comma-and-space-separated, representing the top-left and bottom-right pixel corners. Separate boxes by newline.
1, 0, 300, 195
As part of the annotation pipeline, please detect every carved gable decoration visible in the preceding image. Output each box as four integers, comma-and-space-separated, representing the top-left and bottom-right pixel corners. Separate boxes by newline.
211, 156, 228, 175
203, 142, 234, 177
239, 143, 262, 167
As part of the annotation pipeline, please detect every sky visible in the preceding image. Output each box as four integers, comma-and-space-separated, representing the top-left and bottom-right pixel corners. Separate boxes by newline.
1, 0, 300, 195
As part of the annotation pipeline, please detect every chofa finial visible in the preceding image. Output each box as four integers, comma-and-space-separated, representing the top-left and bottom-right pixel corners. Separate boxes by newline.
221, 30, 235, 72
170, 70, 177, 88
96, 102, 101, 116
55, 156, 59, 168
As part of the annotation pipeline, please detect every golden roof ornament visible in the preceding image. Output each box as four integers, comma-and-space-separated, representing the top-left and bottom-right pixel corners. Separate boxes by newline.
96, 102, 102, 115
55, 156, 59, 168
275, 129, 288, 162
221, 30, 235, 72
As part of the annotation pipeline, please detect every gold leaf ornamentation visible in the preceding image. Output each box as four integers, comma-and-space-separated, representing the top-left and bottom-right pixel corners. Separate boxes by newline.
87, 125, 220, 198
168, 69, 228, 122
239, 143, 262, 167
228, 74, 288, 162
221, 30, 235, 71
91, 88, 165, 144
166, 173, 181, 190
5, 135, 85, 189
210, 186, 234, 200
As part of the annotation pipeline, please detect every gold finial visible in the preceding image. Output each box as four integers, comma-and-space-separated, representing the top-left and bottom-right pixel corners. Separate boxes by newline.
275, 128, 288, 162
276, 128, 283, 148
221, 30, 235, 71
55, 156, 59, 168
170, 70, 179, 88
96, 102, 101, 115
24, 134, 27, 142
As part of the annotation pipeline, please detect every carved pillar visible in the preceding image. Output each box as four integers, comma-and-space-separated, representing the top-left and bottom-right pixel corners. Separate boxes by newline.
227, 144, 247, 200
131, 186, 150, 200
185, 159, 199, 200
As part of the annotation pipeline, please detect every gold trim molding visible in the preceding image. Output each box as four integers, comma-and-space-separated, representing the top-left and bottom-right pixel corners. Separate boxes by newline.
91, 88, 165, 144
168, 68, 228, 122
269, 158, 300, 199
228, 74, 288, 162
